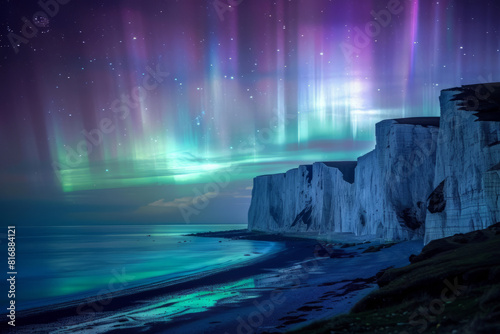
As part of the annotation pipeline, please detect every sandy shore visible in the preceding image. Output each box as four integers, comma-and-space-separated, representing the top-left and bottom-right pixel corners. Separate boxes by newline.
7, 230, 423, 334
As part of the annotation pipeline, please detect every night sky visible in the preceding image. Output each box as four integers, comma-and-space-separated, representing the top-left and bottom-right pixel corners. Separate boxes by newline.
1, 0, 499, 225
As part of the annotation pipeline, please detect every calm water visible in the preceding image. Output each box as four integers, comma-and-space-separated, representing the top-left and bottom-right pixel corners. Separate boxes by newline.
7, 224, 280, 311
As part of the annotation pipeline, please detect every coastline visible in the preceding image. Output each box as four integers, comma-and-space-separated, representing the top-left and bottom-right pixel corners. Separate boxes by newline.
7, 230, 422, 334
6, 231, 309, 333
291, 222, 500, 333
156, 231, 422, 334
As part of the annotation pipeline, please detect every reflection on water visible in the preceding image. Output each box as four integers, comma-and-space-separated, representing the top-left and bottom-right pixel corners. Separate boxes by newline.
52, 278, 260, 334
14, 224, 279, 311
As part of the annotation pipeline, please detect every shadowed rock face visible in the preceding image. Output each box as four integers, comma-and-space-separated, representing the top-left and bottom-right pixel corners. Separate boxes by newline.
490, 162, 500, 171
291, 205, 313, 229
427, 179, 446, 213
304, 165, 313, 183
398, 207, 424, 230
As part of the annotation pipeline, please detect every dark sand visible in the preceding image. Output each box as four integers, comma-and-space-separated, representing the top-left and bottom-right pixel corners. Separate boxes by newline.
291, 223, 500, 333
6, 230, 423, 334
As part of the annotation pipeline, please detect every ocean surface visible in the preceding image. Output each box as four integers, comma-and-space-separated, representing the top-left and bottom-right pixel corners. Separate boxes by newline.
7, 224, 281, 312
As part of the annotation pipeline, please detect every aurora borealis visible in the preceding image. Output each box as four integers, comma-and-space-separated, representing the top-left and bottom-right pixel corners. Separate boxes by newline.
1, 0, 500, 225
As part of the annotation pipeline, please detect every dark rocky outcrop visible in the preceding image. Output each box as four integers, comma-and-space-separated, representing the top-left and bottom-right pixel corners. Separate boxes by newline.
427, 179, 446, 213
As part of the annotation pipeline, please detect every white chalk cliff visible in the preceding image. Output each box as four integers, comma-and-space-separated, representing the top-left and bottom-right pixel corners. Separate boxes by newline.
248, 83, 500, 244
424, 84, 500, 243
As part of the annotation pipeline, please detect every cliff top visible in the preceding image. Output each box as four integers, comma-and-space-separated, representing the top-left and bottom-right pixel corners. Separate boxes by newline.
446, 83, 500, 121
392, 117, 440, 127
254, 161, 357, 184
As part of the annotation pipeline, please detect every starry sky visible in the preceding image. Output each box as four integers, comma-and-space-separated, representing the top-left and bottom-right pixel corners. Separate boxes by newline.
0, 0, 499, 226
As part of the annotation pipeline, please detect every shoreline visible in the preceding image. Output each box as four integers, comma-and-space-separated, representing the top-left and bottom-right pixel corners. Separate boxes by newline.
8, 231, 316, 333
157, 231, 422, 334
10, 236, 284, 315
291, 222, 500, 333
8, 230, 422, 333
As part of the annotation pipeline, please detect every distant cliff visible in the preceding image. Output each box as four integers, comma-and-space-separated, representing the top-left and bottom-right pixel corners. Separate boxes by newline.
248, 83, 500, 244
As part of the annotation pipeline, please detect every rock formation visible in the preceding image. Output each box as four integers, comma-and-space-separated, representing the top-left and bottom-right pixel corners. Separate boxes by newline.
248, 162, 357, 234
424, 83, 500, 243
248, 83, 500, 244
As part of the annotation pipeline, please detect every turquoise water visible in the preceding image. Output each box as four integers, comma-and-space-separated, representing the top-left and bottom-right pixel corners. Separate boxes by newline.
9, 224, 279, 311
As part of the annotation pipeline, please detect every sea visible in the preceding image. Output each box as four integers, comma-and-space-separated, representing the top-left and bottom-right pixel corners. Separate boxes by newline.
5, 224, 280, 312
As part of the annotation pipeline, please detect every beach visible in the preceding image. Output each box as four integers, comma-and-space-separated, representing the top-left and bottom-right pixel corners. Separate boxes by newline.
7, 230, 423, 334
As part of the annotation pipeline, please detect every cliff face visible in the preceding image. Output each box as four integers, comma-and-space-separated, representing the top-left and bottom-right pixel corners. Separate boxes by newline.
354, 119, 439, 241
424, 85, 500, 243
248, 83, 500, 244
249, 118, 439, 241
248, 162, 356, 234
